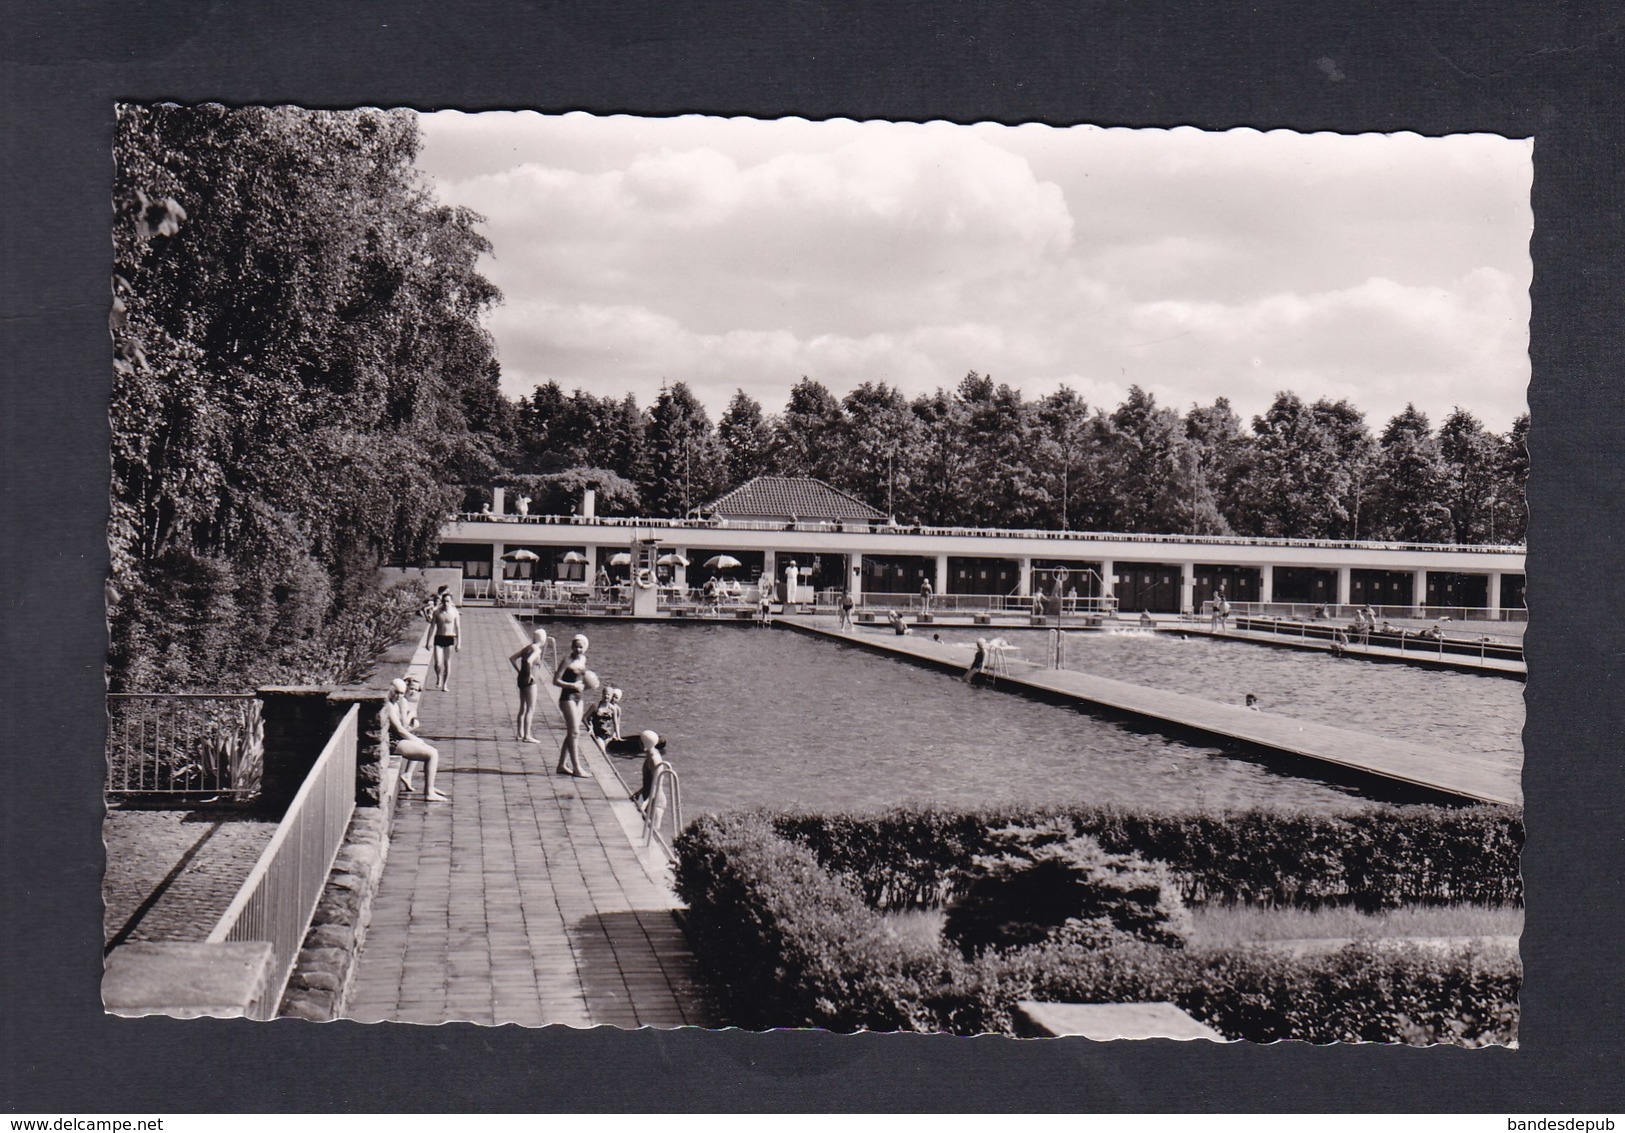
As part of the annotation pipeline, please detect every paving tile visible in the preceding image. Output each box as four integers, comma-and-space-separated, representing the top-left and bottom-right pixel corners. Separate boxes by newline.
345, 607, 707, 1028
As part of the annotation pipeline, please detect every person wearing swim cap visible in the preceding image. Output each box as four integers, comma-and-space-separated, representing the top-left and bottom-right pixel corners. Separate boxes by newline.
629, 730, 667, 809
387, 679, 447, 801
553, 634, 592, 778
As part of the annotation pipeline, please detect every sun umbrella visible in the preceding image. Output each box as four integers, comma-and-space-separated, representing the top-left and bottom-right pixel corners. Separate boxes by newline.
608, 552, 633, 566
657, 553, 690, 567
703, 554, 742, 570
560, 551, 590, 564
500, 549, 540, 562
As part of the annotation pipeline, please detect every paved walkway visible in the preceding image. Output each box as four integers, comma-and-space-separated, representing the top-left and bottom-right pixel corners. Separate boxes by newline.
346, 608, 708, 1028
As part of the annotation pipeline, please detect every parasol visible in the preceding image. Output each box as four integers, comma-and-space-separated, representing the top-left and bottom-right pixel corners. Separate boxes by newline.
500, 549, 540, 562
608, 552, 633, 566
560, 551, 590, 564
703, 554, 743, 570
657, 553, 690, 567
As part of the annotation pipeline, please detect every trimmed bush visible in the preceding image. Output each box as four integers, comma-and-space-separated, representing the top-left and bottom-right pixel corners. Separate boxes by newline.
675, 810, 1521, 1043
771, 802, 1522, 912
944, 822, 1190, 956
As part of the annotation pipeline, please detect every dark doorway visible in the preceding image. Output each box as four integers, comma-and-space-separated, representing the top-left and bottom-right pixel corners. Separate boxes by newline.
1426, 572, 1490, 609
1272, 567, 1337, 604
1113, 562, 1182, 613
861, 555, 935, 598
1194, 565, 1260, 607
946, 557, 1020, 596
1350, 569, 1415, 608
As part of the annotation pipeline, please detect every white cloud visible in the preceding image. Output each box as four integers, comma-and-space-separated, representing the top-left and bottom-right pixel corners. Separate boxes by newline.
420, 114, 1532, 432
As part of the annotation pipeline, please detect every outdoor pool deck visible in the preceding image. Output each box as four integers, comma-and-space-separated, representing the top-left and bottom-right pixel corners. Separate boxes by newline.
779, 616, 1523, 808
345, 606, 707, 1028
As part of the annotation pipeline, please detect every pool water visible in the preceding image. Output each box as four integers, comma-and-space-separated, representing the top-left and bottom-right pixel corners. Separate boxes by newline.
920, 627, 1524, 763
529, 620, 1443, 817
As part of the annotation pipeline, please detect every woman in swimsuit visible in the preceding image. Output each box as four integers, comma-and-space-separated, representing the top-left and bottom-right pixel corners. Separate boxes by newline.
553, 634, 592, 778
508, 627, 548, 743
588, 686, 623, 744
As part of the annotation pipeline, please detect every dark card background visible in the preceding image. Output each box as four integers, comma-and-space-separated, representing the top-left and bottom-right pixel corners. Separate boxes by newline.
3, 0, 1621, 1113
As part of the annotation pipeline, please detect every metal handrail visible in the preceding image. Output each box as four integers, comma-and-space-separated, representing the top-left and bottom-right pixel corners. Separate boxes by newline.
105, 693, 263, 800
643, 764, 682, 851
208, 705, 358, 1020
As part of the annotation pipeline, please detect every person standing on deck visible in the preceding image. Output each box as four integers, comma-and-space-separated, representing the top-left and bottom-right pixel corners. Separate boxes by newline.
426, 592, 461, 691
509, 627, 548, 743
838, 590, 855, 631
919, 575, 934, 613
784, 560, 799, 606
553, 634, 593, 778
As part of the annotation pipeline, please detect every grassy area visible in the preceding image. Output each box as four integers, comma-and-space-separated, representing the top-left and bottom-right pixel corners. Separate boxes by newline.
1189, 902, 1523, 945
881, 903, 1523, 949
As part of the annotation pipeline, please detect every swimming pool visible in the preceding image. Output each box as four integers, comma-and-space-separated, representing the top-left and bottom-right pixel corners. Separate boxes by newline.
527, 619, 1446, 817
917, 626, 1524, 764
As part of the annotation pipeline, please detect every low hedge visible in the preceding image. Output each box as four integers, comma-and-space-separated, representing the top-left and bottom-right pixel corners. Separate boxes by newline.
770, 802, 1523, 912
674, 810, 1521, 1043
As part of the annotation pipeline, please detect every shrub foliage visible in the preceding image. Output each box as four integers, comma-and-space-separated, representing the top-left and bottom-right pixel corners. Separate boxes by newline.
674, 806, 1522, 1043
770, 802, 1523, 912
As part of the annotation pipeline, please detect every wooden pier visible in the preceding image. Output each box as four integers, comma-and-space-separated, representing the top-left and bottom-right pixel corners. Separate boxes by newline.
780, 617, 1522, 807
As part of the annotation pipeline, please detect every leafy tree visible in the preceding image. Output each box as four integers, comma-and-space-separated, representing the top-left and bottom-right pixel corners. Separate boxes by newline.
1438, 408, 1503, 544
1369, 405, 1454, 542
1035, 387, 1099, 531
1229, 392, 1353, 539
1184, 396, 1248, 526
840, 381, 919, 519
1495, 412, 1529, 544
643, 381, 722, 516
1103, 387, 1226, 534
718, 389, 776, 487
772, 377, 848, 483
1310, 399, 1378, 540
906, 386, 974, 525
110, 104, 499, 690
960, 376, 1049, 528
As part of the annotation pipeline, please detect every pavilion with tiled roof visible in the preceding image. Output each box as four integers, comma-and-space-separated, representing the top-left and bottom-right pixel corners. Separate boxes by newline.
702, 476, 886, 524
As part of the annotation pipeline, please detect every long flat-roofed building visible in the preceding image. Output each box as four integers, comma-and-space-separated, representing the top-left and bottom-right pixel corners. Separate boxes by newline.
428, 477, 1526, 617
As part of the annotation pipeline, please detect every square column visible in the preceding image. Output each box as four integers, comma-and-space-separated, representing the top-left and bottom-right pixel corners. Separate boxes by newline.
1414, 569, 1430, 614
491, 542, 505, 589
1258, 564, 1274, 604
583, 544, 598, 586
1488, 571, 1503, 614
934, 554, 949, 595
1018, 557, 1033, 598
763, 550, 777, 597
1180, 562, 1196, 615
1336, 565, 1352, 609
1097, 559, 1115, 598
849, 554, 864, 602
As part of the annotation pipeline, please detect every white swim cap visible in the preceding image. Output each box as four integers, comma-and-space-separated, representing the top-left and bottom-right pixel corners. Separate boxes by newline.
640, 729, 661, 749
390, 678, 408, 694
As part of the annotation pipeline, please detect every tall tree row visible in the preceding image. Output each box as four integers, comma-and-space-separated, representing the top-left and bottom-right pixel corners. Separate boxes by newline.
493, 374, 1527, 549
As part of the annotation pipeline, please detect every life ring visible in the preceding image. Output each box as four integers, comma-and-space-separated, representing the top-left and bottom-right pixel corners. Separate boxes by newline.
635, 568, 657, 590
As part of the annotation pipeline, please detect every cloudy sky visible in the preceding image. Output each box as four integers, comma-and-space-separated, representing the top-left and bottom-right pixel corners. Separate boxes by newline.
417, 112, 1532, 432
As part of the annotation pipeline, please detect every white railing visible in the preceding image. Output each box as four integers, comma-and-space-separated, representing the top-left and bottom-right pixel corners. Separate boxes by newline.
455, 511, 1525, 556
208, 706, 358, 1020
105, 693, 263, 800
